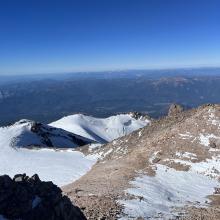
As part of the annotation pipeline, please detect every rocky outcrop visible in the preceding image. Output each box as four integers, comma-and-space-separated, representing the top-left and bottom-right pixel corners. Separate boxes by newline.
168, 103, 183, 116
129, 111, 151, 121
30, 121, 93, 147
11, 119, 95, 149
0, 174, 86, 220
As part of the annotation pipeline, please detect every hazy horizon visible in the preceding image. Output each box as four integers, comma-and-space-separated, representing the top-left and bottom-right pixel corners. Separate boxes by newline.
1, 65, 220, 77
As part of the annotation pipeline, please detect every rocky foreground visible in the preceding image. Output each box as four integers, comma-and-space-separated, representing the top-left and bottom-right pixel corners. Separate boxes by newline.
0, 104, 220, 219
0, 174, 86, 220
63, 104, 220, 219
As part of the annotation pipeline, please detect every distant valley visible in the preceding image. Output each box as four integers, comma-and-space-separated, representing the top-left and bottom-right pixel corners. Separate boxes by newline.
1, 68, 220, 126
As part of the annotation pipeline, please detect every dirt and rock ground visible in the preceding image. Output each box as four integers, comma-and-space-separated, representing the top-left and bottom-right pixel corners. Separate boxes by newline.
63, 104, 220, 220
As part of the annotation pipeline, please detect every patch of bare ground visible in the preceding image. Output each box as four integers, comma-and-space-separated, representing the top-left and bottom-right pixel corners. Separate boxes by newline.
172, 195, 220, 220
182, 206, 220, 220
63, 104, 220, 219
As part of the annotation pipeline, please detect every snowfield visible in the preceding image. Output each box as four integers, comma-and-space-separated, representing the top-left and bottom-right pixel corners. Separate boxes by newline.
50, 113, 149, 143
0, 113, 148, 186
0, 122, 98, 186
0, 147, 97, 186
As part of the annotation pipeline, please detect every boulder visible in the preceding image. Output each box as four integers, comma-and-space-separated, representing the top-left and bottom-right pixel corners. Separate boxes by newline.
168, 103, 183, 117
0, 174, 86, 220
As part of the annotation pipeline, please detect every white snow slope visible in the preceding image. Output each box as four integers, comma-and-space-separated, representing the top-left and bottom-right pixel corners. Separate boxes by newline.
0, 113, 149, 186
50, 113, 150, 143
0, 122, 98, 186
3, 119, 93, 149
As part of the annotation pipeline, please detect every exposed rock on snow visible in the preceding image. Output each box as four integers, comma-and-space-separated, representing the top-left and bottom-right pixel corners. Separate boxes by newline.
0, 173, 86, 220
3, 119, 94, 149
127, 111, 150, 121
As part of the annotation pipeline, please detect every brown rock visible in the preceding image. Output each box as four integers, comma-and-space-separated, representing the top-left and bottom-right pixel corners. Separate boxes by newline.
168, 103, 183, 116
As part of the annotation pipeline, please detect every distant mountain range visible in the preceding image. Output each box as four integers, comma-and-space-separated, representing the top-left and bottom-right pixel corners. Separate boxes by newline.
1, 67, 220, 84
1, 69, 220, 126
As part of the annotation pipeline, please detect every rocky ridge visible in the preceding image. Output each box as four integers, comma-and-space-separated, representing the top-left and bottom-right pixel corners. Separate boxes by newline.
63, 104, 220, 219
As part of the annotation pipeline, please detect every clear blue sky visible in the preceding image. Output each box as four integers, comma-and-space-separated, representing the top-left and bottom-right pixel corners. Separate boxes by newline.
0, 0, 220, 74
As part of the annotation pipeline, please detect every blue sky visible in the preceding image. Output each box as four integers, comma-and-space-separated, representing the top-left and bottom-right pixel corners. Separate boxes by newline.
0, 0, 220, 74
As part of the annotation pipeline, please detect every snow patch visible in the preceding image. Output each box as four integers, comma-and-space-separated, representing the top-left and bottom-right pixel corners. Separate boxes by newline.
88, 143, 102, 152
138, 130, 143, 137
103, 148, 113, 157
149, 151, 160, 163
179, 132, 194, 139
199, 133, 220, 147
176, 152, 197, 159
119, 164, 219, 219
168, 156, 220, 179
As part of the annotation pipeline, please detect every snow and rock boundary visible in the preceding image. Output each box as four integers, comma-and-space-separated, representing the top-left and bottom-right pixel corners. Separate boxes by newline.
63, 104, 220, 219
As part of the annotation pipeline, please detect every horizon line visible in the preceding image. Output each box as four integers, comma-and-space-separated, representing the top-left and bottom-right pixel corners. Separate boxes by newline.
1, 65, 220, 77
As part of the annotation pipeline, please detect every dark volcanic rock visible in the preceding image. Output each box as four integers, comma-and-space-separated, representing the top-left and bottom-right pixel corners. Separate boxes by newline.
129, 111, 150, 120
0, 174, 86, 220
